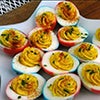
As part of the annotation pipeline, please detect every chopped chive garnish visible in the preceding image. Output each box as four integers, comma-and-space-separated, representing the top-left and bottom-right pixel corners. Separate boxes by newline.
34, 52, 37, 55
21, 80, 26, 86
78, 48, 82, 52
5, 34, 9, 41
18, 96, 21, 99
88, 45, 92, 50
85, 33, 88, 35
1, 34, 7, 36
53, 61, 55, 64
44, 64, 47, 67
52, 53, 54, 55
48, 84, 52, 88
86, 69, 91, 72
81, 36, 86, 38
90, 70, 95, 75
27, 77, 29, 80
63, 89, 69, 93
10, 86, 13, 90
0, 40, 3, 44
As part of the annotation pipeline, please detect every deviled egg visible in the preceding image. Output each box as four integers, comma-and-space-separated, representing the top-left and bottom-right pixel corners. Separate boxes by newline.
68, 42, 100, 63
28, 27, 59, 51
12, 46, 44, 74
43, 73, 81, 100
55, 1, 80, 26
0, 28, 29, 56
57, 26, 89, 47
35, 6, 57, 30
41, 50, 79, 76
6, 73, 46, 100
92, 28, 100, 48
78, 62, 100, 94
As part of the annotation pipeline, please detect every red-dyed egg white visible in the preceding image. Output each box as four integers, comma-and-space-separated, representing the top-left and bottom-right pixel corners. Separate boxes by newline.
57, 26, 89, 47
0, 28, 29, 56
6, 73, 46, 100
41, 50, 79, 76
35, 6, 57, 30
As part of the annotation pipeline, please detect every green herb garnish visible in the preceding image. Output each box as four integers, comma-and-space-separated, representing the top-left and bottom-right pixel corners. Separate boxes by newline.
21, 80, 27, 86
18, 96, 21, 99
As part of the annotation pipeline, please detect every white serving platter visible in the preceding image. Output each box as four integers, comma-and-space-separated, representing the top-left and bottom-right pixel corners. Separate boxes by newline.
0, 0, 100, 100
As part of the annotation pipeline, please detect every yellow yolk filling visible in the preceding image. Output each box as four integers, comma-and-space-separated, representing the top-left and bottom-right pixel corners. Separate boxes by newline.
82, 64, 100, 86
19, 47, 41, 67
95, 28, 100, 41
29, 29, 52, 49
57, 2, 79, 21
0, 28, 27, 48
36, 11, 56, 29
74, 43, 98, 60
59, 26, 81, 41
49, 52, 74, 71
48, 75, 77, 97
10, 74, 39, 96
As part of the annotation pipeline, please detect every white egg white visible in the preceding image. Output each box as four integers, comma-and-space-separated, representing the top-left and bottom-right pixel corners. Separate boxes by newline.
6, 73, 46, 100
28, 27, 59, 51
68, 42, 100, 63
12, 47, 44, 74
55, 1, 80, 26
43, 73, 81, 100
41, 50, 79, 76
78, 62, 100, 93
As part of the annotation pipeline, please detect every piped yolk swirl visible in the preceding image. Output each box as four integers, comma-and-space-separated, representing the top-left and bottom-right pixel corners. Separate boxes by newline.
36, 11, 56, 29
48, 75, 77, 97
56, 1, 79, 22
0, 28, 27, 48
74, 43, 98, 60
49, 52, 74, 71
19, 47, 42, 67
82, 63, 100, 86
29, 29, 52, 49
10, 74, 39, 96
59, 26, 81, 41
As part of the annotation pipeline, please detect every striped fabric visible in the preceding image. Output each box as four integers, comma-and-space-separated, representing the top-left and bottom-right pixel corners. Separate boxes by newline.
0, 0, 30, 15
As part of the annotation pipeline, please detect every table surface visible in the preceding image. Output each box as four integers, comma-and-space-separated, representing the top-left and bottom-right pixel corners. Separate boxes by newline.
0, 0, 100, 25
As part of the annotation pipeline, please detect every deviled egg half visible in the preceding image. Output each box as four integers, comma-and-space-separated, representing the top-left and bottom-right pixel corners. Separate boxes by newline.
43, 73, 81, 100
6, 73, 46, 100
78, 62, 100, 94
0, 28, 29, 56
28, 27, 59, 51
57, 26, 89, 47
92, 28, 100, 48
41, 50, 79, 76
12, 46, 44, 74
35, 6, 57, 30
68, 42, 100, 63
55, 1, 80, 26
